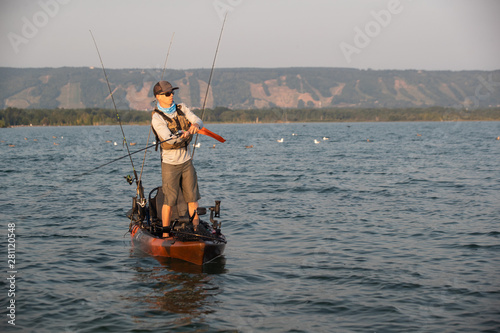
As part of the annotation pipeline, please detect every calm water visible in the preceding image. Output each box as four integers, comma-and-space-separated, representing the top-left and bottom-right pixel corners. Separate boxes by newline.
1, 121, 499, 333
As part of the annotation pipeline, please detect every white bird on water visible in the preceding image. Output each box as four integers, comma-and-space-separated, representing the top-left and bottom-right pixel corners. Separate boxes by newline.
314, 139, 320, 144
277, 138, 284, 143
323, 137, 329, 140
193, 142, 201, 148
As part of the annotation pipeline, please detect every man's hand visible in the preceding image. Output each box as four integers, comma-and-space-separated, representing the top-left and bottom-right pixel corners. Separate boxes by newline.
188, 124, 200, 134
181, 124, 200, 138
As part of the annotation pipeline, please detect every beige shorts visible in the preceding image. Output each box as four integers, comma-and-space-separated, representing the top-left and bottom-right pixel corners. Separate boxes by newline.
161, 160, 201, 206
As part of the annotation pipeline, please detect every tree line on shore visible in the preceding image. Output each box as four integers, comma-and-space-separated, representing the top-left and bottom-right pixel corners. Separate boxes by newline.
1, 107, 499, 128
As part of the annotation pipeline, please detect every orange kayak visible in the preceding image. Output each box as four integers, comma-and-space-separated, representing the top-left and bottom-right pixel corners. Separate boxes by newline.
128, 187, 226, 265
130, 225, 226, 265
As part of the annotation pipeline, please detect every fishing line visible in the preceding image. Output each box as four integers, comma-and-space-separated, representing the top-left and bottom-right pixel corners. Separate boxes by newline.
139, 32, 176, 183
138, 127, 151, 184
81, 136, 177, 181
39, 136, 177, 199
161, 32, 175, 81
89, 30, 143, 198
192, 12, 228, 159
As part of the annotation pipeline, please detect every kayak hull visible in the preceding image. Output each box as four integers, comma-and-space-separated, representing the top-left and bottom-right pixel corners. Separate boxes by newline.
130, 225, 225, 265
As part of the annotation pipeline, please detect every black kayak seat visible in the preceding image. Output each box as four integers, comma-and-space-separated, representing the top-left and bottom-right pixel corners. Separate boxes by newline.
148, 186, 189, 223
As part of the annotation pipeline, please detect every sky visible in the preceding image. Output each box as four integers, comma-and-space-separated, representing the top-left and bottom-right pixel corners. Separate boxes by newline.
0, 0, 499, 71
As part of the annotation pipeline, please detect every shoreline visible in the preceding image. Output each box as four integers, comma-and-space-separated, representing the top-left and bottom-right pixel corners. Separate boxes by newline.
2, 106, 500, 128
4, 118, 500, 129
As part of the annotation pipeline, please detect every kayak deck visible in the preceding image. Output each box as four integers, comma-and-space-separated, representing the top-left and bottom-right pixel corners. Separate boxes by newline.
128, 187, 226, 265
130, 225, 226, 265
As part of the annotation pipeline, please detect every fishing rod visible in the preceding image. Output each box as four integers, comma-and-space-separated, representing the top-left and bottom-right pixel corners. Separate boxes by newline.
89, 30, 144, 200
192, 12, 228, 159
81, 135, 179, 180
42, 33, 179, 201
39, 135, 179, 200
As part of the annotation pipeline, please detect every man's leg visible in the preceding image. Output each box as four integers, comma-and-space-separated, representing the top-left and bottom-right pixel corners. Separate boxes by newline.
183, 160, 200, 230
161, 162, 182, 238
162, 204, 172, 237
188, 201, 199, 228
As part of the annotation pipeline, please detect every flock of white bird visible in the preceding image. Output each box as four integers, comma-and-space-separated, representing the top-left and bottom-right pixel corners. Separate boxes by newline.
6, 134, 500, 149
277, 134, 330, 144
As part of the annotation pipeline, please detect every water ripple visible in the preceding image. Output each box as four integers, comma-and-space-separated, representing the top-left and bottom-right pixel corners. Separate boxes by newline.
2, 123, 500, 332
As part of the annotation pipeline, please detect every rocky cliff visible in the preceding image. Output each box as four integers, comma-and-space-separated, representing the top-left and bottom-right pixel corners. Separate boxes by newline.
1, 67, 499, 110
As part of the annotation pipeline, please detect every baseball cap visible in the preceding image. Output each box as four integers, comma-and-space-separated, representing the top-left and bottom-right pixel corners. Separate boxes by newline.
153, 81, 179, 96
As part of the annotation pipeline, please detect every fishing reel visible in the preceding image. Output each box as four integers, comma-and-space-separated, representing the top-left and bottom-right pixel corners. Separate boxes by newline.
124, 174, 133, 185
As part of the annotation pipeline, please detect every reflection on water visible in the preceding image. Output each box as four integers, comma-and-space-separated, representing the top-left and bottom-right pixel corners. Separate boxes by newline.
152, 256, 228, 275
126, 251, 227, 323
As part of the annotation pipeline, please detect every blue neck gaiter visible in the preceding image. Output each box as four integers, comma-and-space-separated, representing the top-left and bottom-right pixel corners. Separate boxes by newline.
157, 101, 177, 115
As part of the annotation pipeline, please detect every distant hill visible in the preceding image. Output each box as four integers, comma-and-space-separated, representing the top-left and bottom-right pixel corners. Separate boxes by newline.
1, 67, 499, 110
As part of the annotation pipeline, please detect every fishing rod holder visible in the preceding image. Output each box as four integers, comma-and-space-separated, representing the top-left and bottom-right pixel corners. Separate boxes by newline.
210, 201, 221, 229
193, 201, 221, 229
128, 196, 146, 224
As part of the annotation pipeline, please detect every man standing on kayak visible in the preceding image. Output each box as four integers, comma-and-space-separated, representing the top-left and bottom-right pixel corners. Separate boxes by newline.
151, 80, 203, 238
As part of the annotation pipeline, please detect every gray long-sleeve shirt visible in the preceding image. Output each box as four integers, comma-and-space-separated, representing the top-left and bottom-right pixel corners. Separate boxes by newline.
151, 103, 203, 165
